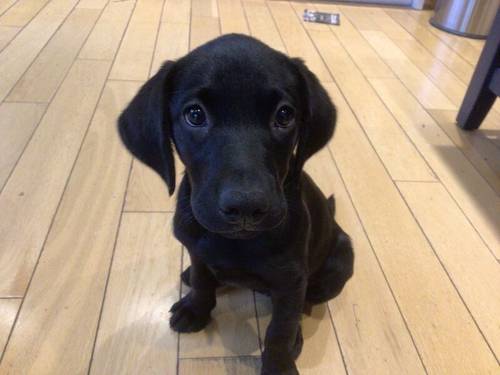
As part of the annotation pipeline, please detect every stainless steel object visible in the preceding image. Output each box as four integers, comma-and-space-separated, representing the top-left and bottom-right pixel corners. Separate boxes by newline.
431, 0, 500, 39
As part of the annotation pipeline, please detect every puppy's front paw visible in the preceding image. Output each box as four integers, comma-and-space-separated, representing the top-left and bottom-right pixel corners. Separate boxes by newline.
261, 351, 299, 375
261, 361, 299, 375
169, 295, 211, 333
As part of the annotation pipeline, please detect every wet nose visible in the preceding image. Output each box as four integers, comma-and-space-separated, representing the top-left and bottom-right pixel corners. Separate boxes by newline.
219, 190, 270, 225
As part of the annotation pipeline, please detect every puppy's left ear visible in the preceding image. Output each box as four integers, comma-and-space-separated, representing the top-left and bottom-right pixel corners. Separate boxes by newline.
292, 58, 336, 175
118, 61, 176, 195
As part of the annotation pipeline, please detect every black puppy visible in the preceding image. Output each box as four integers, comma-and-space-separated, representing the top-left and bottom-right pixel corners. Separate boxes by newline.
118, 34, 353, 375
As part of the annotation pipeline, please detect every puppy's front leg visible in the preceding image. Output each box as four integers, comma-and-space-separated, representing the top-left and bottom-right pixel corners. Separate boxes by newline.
262, 280, 306, 375
170, 254, 217, 333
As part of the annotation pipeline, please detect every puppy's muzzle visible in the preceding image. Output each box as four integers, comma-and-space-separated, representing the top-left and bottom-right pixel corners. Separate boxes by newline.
218, 189, 270, 228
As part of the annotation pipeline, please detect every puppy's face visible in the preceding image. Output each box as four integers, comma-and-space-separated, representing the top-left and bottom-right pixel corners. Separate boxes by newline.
169, 39, 304, 238
118, 34, 335, 240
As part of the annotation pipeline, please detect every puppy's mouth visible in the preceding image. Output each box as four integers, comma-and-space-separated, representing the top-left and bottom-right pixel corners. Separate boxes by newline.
221, 230, 261, 240
192, 210, 286, 240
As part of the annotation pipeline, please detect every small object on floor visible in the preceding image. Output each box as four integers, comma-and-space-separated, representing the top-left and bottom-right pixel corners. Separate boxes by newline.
303, 9, 340, 25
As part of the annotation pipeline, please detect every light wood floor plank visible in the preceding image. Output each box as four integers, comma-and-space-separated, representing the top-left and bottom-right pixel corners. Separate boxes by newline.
0, 59, 110, 297
0, 0, 18, 16
190, 15, 220, 50
429, 109, 500, 195
189, 0, 219, 53
218, 0, 248, 34
150, 21, 189, 75
76, 0, 107, 10
338, 5, 413, 41
307, 3, 394, 79
163, 0, 191, 24
109, 0, 164, 81
308, 29, 435, 181
124, 157, 182, 212
325, 80, 499, 374
0, 0, 79, 102
242, 0, 286, 53
192, 0, 218, 18
407, 10, 480, 66
0, 102, 45, 189
361, 30, 456, 110
385, 9, 474, 85
0, 299, 20, 355
392, 37, 470, 108
267, 1, 331, 82
90, 213, 180, 375
0, 0, 49, 26
398, 181, 500, 358
255, 293, 347, 375
370, 78, 500, 259
0, 80, 139, 375
79, 0, 134, 61
179, 288, 261, 358
0, 25, 19, 51
179, 357, 261, 375
307, 147, 426, 374
7, 7, 100, 102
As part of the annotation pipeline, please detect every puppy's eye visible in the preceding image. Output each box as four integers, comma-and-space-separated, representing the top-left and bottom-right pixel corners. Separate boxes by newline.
184, 105, 206, 127
274, 105, 295, 128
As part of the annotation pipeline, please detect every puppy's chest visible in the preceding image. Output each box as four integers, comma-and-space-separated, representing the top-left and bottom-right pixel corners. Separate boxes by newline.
193, 236, 274, 292
207, 264, 269, 292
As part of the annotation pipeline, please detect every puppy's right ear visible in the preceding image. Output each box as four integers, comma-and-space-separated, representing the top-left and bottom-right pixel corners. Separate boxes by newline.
118, 61, 176, 195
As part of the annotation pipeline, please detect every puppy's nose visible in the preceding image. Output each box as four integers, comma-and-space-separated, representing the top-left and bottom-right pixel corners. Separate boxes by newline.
219, 190, 270, 225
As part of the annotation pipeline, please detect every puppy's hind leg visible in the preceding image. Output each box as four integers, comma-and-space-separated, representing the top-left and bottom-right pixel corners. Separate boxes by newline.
306, 197, 354, 304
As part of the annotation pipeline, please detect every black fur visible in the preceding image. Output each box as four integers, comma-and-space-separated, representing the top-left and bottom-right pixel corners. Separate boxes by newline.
118, 34, 353, 375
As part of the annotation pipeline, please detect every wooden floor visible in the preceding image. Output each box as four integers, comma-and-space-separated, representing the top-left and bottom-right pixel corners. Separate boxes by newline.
0, 0, 499, 374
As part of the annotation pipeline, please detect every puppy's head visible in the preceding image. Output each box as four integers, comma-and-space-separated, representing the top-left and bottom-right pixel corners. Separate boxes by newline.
119, 34, 335, 239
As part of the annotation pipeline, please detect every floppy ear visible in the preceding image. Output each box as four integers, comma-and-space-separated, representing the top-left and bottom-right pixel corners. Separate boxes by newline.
118, 61, 176, 195
292, 58, 336, 176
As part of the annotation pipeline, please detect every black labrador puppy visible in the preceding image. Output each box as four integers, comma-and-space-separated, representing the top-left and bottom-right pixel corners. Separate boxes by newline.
118, 34, 353, 375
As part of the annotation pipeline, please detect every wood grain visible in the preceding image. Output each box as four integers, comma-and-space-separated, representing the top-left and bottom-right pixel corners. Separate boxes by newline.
179, 357, 261, 375
0, 60, 110, 297
429, 109, 500, 195
124, 157, 182, 212
242, 0, 286, 53
361, 30, 456, 110
90, 213, 181, 375
307, 147, 426, 374
0, 25, 19, 51
179, 288, 261, 358
7, 7, 100, 102
369, 77, 500, 259
308, 3, 394, 79
0, 102, 46, 189
386, 9, 474, 85
0, 0, 49, 26
0, 0, 79, 101
325, 80, 499, 374
398, 181, 500, 358
0, 0, 18, 16
79, 0, 135, 61
218, 0, 248, 34
0, 80, 139, 375
308, 29, 435, 181
267, 1, 331, 82
109, 0, 163, 81
255, 293, 347, 375
0, 299, 20, 355
150, 19, 190, 75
